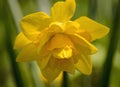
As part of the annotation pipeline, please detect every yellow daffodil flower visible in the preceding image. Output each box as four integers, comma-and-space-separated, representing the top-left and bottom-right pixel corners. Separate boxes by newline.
14, 0, 109, 81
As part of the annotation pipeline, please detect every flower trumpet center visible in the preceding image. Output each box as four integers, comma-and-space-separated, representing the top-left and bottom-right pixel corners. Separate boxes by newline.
47, 33, 74, 59
53, 46, 72, 59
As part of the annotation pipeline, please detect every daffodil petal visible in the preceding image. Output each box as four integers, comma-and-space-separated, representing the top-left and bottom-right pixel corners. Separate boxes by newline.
37, 31, 51, 54
20, 12, 51, 40
65, 21, 92, 41
65, 21, 80, 34
14, 32, 31, 49
75, 54, 92, 75
16, 43, 37, 62
55, 58, 75, 74
38, 57, 61, 82
37, 54, 51, 69
50, 0, 76, 22
69, 34, 98, 54
75, 16, 110, 41
49, 22, 64, 32
78, 31, 92, 42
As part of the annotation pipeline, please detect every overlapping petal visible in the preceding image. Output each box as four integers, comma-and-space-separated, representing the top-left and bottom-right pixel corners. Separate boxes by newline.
16, 43, 38, 62
36, 31, 50, 54
75, 54, 92, 75
20, 12, 52, 40
38, 57, 61, 82
75, 16, 109, 41
51, 0, 76, 22
55, 58, 75, 74
65, 21, 80, 34
69, 34, 98, 54
78, 31, 92, 42
37, 54, 51, 70
14, 32, 31, 49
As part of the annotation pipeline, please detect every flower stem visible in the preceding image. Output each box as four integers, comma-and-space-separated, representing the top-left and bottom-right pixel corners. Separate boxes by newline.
98, 0, 120, 87
2, 0, 25, 87
62, 72, 69, 87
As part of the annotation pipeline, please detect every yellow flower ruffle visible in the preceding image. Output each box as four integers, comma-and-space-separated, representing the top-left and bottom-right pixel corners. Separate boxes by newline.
14, 0, 109, 81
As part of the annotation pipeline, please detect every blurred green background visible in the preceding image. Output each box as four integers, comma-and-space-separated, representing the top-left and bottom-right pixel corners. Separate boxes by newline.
0, 0, 120, 87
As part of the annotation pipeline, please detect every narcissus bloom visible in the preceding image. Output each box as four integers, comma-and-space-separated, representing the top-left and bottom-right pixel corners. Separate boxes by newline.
14, 0, 109, 81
